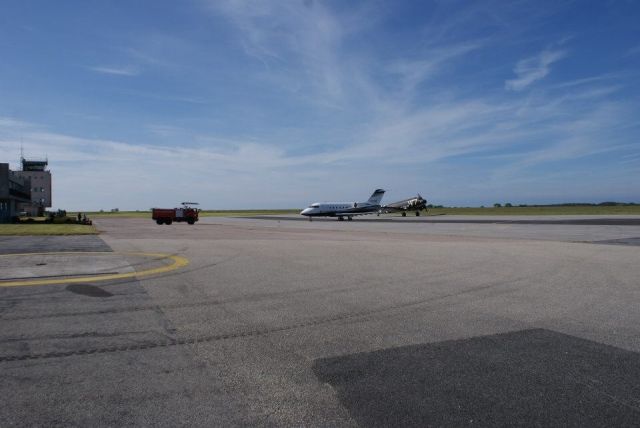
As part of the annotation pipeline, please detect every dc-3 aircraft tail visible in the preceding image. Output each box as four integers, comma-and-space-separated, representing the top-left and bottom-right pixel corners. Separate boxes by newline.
300, 188, 386, 221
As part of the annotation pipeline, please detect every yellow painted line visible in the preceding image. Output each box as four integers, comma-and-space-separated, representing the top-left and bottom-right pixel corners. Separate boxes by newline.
0, 252, 189, 287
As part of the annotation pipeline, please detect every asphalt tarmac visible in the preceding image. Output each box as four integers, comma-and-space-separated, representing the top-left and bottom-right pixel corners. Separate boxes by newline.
1, 216, 640, 426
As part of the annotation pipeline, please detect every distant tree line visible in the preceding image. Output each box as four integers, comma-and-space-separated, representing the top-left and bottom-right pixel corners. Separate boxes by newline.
426, 202, 639, 208
496, 202, 639, 207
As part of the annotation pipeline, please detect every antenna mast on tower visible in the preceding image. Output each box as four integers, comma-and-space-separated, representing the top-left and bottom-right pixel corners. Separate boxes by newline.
20, 140, 24, 170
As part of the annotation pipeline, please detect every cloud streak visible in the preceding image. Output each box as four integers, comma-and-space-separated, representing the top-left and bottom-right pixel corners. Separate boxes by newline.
505, 49, 566, 91
87, 65, 140, 76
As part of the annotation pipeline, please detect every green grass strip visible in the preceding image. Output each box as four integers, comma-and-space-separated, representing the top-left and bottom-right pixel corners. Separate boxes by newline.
0, 224, 98, 236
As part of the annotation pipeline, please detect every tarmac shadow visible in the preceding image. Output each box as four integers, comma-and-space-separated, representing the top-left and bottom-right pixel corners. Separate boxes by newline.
313, 329, 640, 427
66, 283, 113, 298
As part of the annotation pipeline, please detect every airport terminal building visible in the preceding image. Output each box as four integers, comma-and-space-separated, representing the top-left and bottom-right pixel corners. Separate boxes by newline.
15, 158, 52, 216
0, 157, 52, 221
0, 163, 32, 222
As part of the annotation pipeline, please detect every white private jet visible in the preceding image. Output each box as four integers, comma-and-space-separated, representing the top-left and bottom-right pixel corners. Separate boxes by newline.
300, 189, 386, 221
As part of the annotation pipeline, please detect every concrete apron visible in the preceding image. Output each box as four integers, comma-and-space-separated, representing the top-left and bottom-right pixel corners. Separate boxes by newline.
0, 252, 187, 287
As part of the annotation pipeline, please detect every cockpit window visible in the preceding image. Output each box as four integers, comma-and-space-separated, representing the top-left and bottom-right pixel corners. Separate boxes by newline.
310, 204, 319, 208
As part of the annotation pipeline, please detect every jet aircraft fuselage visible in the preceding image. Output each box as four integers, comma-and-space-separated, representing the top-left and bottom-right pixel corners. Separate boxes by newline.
300, 189, 385, 221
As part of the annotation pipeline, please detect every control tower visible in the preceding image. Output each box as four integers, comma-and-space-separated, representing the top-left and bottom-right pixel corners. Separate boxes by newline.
16, 156, 52, 216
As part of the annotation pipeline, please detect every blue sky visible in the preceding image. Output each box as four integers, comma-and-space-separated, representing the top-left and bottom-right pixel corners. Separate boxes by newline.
1, 0, 639, 210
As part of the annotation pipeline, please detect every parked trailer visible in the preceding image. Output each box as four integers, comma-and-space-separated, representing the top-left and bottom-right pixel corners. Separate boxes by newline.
152, 203, 199, 225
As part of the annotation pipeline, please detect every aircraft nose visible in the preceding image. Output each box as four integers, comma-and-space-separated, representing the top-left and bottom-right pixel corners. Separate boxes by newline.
300, 208, 309, 215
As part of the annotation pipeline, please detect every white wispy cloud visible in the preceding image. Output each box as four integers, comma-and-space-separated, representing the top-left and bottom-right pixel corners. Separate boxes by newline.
116, 89, 209, 105
1, 66, 636, 209
87, 65, 140, 76
209, 0, 355, 108
505, 49, 566, 91
386, 42, 484, 96
548, 73, 624, 89
0, 119, 297, 210
2, 3, 638, 208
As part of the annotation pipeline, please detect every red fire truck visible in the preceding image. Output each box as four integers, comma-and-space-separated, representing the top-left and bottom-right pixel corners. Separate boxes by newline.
152, 202, 200, 225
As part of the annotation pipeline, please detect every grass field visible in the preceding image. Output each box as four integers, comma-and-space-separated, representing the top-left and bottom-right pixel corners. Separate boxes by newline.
72, 206, 640, 218
0, 223, 98, 236
3, 206, 638, 234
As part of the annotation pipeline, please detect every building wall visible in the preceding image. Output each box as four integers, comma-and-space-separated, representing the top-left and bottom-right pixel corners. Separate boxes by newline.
0, 163, 32, 222
0, 163, 8, 223
15, 170, 52, 216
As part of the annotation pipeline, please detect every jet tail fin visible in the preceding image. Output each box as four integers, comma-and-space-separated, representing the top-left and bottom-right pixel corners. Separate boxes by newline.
367, 189, 386, 205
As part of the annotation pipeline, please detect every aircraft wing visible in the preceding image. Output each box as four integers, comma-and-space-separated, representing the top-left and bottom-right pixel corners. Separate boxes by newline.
381, 204, 408, 211
334, 210, 378, 217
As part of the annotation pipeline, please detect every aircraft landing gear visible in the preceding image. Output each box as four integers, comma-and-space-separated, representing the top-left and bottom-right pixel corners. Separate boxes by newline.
347, 216, 353, 221
415, 211, 420, 216
338, 216, 344, 221
401, 212, 407, 217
